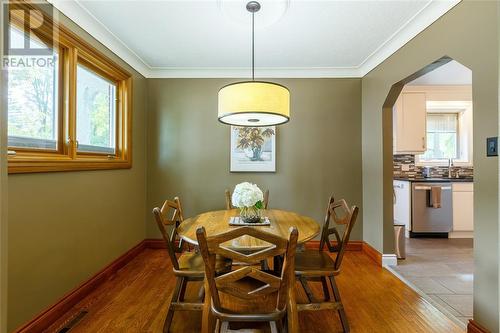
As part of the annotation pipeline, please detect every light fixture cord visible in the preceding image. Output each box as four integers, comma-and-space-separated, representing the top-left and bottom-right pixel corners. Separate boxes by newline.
252, 10, 255, 81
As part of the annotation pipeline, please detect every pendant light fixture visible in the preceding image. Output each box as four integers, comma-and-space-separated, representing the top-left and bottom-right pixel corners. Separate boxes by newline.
218, 1, 290, 127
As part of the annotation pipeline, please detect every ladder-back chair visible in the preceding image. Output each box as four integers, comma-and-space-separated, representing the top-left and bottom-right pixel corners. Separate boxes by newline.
294, 197, 359, 333
197, 226, 298, 333
153, 197, 232, 332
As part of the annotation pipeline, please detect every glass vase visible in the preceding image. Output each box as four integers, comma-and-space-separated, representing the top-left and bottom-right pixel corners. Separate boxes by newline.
240, 206, 262, 223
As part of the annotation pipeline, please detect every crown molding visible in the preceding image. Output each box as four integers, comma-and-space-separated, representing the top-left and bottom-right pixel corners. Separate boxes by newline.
47, 0, 153, 77
48, 0, 459, 79
358, 0, 460, 76
147, 66, 362, 79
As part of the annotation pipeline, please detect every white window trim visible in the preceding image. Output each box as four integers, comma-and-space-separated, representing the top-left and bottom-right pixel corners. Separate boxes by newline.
416, 101, 473, 167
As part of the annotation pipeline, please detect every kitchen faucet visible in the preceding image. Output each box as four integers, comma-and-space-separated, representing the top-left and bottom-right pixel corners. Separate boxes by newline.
447, 158, 454, 178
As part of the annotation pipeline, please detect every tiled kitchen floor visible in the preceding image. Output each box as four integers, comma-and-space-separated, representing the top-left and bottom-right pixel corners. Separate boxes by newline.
390, 238, 473, 327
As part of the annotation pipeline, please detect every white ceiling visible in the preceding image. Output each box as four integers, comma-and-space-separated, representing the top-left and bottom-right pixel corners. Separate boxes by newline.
49, 0, 460, 78
408, 60, 472, 85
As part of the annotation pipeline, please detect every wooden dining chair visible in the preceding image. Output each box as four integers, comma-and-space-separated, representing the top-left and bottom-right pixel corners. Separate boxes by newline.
294, 197, 359, 333
225, 189, 270, 210
154, 197, 186, 253
196, 226, 298, 333
153, 198, 232, 332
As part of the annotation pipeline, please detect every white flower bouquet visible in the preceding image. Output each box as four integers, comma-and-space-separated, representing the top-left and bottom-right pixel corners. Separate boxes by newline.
232, 182, 264, 223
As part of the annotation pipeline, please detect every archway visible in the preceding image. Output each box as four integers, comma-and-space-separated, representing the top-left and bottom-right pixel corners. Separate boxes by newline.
383, 56, 474, 328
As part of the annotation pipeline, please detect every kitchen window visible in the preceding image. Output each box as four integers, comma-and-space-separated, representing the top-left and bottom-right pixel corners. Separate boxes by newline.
416, 100, 473, 166
421, 113, 459, 160
6, 2, 132, 173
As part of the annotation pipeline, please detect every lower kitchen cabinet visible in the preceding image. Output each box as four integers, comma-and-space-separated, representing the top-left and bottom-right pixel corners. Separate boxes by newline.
394, 180, 473, 238
452, 183, 474, 233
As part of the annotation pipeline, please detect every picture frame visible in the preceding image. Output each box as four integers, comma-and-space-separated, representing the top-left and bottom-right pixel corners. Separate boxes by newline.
230, 126, 276, 172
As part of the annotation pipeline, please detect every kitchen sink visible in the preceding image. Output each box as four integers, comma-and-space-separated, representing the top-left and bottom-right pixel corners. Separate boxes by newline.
421, 177, 473, 182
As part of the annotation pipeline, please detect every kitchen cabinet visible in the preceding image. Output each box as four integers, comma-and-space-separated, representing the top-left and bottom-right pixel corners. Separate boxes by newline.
452, 183, 474, 233
394, 180, 473, 239
393, 92, 427, 154
393, 180, 411, 236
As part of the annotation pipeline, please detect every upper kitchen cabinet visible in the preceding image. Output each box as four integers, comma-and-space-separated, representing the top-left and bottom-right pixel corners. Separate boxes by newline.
393, 92, 427, 154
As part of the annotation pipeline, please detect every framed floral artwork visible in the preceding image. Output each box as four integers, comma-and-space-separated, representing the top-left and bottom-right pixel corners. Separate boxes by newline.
230, 126, 276, 172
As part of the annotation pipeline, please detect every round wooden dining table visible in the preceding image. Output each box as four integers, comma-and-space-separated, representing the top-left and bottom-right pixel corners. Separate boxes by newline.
177, 208, 320, 333
177, 208, 320, 250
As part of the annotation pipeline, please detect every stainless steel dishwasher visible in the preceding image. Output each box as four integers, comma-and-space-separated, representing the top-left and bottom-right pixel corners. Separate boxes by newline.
411, 182, 453, 236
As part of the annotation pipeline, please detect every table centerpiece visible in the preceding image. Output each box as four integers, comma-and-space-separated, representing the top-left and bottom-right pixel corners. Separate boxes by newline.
232, 182, 264, 223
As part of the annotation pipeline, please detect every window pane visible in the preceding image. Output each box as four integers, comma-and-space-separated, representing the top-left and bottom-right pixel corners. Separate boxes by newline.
9, 21, 24, 48
422, 132, 457, 160
7, 26, 59, 150
421, 113, 458, 160
76, 64, 116, 154
427, 114, 457, 132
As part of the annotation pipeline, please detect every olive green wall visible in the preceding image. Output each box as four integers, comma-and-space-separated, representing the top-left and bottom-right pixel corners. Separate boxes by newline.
5, 8, 148, 332
6, 1, 500, 331
146, 78, 362, 241
361, 1, 499, 330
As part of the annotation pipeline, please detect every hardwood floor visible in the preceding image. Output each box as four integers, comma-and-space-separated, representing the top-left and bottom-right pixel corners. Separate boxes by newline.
45, 249, 464, 333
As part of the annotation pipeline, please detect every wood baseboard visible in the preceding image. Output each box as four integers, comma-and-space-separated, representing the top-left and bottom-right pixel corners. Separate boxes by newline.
468, 320, 490, 333
144, 238, 364, 252
14, 240, 147, 333
362, 242, 383, 266
144, 238, 166, 249
304, 240, 363, 251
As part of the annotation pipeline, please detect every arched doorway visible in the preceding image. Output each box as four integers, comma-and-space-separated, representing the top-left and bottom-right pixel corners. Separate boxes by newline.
383, 56, 474, 328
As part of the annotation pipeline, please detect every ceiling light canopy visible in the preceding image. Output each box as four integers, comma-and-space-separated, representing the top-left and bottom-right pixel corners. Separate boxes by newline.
217, 0, 290, 29
218, 1, 290, 127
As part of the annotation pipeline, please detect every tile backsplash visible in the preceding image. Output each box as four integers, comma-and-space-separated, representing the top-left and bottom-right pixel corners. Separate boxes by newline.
393, 154, 473, 179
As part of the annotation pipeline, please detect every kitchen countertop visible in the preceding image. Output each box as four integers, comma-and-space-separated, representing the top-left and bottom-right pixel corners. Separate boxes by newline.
394, 177, 473, 183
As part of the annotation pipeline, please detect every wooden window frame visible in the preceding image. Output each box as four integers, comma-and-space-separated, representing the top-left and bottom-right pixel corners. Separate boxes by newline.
6, 1, 132, 174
